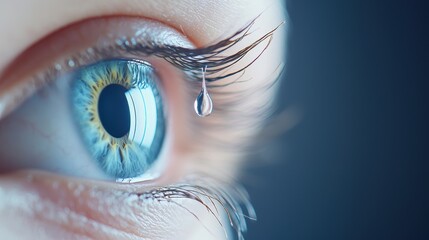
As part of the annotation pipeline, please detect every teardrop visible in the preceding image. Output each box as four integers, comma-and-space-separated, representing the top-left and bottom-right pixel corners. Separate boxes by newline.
194, 89, 213, 117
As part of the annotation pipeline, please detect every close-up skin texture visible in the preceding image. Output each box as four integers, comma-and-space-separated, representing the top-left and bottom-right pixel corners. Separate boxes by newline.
0, 0, 287, 239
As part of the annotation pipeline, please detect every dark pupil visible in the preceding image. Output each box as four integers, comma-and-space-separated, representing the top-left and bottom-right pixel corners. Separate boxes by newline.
98, 84, 130, 138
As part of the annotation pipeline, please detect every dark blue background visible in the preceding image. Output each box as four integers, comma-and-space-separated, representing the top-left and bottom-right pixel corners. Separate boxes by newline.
244, 0, 428, 239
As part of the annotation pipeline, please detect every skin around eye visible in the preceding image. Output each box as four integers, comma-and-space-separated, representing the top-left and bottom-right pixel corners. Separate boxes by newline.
0, 0, 287, 239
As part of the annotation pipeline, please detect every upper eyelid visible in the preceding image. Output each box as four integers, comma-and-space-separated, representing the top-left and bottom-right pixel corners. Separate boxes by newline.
0, 15, 272, 91
38, 17, 278, 87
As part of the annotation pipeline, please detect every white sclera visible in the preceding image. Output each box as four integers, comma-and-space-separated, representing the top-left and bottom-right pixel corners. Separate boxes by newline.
125, 87, 157, 148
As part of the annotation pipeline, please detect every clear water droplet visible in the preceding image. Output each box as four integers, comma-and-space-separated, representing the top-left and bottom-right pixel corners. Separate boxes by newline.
194, 89, 213, 117
194, 67, 213, 117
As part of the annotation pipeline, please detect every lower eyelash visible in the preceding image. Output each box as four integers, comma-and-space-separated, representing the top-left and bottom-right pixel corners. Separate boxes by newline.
132, 174, 256, 240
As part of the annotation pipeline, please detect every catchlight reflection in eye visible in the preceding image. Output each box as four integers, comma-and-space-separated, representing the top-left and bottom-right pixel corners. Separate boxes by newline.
71, 59, 165, 179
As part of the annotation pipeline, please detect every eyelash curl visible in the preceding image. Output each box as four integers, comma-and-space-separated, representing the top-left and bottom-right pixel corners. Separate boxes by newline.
120, 17, 284, 84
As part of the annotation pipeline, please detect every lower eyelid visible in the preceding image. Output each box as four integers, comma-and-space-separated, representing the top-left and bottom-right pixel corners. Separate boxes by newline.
0, 171, 228, 240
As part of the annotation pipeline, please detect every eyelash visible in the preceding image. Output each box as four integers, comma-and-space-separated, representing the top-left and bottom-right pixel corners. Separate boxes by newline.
130, 174, 256, 240
120, 18, 281, 84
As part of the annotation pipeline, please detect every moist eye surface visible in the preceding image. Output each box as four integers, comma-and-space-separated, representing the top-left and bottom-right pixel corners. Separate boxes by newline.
70, 59, 165, 179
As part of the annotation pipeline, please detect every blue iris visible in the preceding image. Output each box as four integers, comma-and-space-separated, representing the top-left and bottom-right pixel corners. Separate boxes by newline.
70, 59, 165, 179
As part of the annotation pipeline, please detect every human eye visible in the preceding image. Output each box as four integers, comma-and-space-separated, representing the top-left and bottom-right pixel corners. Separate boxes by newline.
0, 1, 286, 239
0, 18, 196, 181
